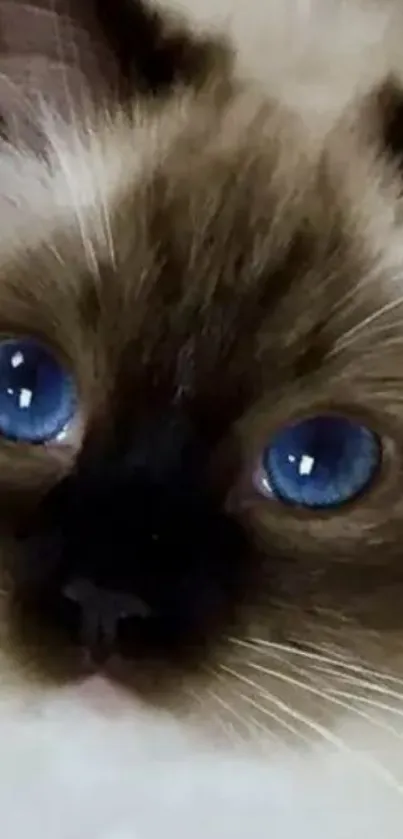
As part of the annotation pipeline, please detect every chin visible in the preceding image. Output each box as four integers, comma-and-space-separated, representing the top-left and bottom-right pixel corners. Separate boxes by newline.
0, 676, 401, 839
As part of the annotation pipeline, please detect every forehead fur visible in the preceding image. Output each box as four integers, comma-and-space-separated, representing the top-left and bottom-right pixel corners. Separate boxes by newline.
0, 83, 401, 419
0, 70, 401, 577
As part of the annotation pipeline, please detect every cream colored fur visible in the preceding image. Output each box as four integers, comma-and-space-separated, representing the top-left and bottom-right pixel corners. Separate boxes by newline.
173, 0, 403, 118
2, 678, 403, 839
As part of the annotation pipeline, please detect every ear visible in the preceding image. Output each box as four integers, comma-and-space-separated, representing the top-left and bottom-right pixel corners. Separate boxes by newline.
95, 0, 233, 100
371, 77, 403, 170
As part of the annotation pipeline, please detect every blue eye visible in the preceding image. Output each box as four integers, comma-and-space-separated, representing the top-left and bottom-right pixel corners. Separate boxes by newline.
0, 338, 76, 443
262, 414, 381, 509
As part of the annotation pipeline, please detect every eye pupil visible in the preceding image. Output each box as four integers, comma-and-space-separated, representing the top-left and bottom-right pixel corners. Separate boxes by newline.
0, 339, 76, 443
263, 415, 380, 509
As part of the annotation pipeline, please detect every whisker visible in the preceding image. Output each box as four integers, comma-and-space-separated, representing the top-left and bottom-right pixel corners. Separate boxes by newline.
205, 685, 280, 744
206, 665, 301, 746
219, 662, 355, 747
292, 638, 403, 685
327, 688, 403, 723
327, 264, 382, 321
329, 293, 403, 355
233, 657, 403, 741
218, 663, 403, 792
229, 636, 403, 687
185, 685, 239, 743
235, 688, 313, 746
308, 665, 403, 703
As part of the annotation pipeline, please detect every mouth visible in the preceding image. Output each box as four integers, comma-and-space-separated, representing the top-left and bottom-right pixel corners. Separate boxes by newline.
64, 673, 139, 717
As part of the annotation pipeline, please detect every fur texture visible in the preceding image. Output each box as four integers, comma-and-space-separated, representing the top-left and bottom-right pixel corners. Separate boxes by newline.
1, 0, 403, 835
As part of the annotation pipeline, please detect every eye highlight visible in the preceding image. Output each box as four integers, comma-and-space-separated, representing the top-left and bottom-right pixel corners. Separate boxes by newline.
260, 415, 381, 509
0, 338, 77, 444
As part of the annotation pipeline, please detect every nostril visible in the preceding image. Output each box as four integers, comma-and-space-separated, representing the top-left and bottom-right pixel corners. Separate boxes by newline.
63, 577, 151, 663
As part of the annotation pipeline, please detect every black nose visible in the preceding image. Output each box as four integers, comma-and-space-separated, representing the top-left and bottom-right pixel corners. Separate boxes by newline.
64, 578, 151, 663
17, 412, 247, 665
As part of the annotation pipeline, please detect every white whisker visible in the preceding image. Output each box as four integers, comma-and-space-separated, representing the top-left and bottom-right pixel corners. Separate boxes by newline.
329, 293, 403, 355
206, 666, 299, 746
218, 663, 403, 792
229, 636, 403, 687
235, 657, 403, 739
236, 689, 313, 745
328, 688, 403, 722
219, 663, 356, 746
185, 685, 239, 743
307, 662, 403, 703
206, 685, 280, 744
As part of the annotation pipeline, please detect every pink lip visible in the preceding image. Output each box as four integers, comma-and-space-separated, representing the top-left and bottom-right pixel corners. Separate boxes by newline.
72, 674, 133, 715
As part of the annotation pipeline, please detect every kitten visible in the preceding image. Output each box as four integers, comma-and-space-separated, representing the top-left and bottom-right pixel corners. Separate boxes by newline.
1, 0, 403, 836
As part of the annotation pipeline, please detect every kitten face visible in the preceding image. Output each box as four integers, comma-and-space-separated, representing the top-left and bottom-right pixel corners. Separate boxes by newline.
0, 0, 402, 737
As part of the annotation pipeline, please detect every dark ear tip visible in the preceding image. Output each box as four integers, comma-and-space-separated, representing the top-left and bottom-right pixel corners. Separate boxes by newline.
95, 0, 234, 99
371, 76, 403, 165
